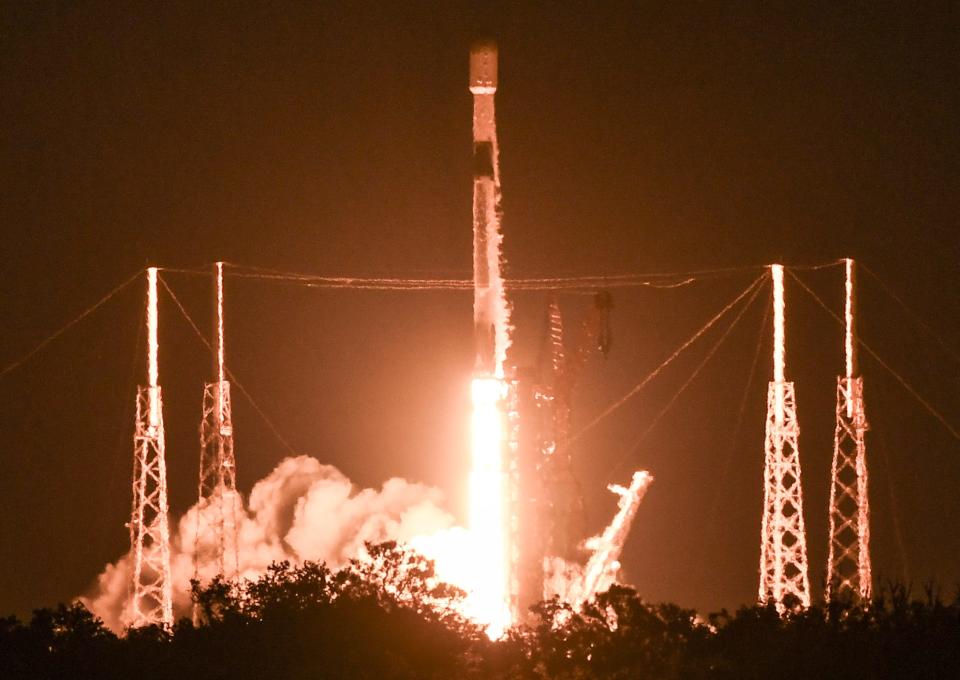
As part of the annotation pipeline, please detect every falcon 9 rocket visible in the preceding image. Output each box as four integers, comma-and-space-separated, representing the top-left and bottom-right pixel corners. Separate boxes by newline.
470, 40, 510, 377
467, 40, 513, 636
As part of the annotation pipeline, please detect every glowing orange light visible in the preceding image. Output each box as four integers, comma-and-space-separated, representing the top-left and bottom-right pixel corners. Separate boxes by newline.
466, 376, 511, 637
409, 378, 512, 638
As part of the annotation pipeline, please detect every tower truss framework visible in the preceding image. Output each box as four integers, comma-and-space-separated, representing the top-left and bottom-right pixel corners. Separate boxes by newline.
826, 258, 872, 602
826, 376, 871, 601
196, 380, 240, 579
759, 381, 811, 607
129, 268, 173, 629
758, 265, 811, 609
195, 262, 240, 582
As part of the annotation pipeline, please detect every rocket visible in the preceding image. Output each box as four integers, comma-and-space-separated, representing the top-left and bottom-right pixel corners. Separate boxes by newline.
470, 40, 508, 376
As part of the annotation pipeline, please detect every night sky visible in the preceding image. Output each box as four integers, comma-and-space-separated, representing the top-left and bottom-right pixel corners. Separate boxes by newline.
2, 2, 958, 619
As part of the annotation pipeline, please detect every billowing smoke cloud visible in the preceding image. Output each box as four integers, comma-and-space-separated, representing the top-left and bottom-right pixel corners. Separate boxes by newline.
82, 455, 455, 631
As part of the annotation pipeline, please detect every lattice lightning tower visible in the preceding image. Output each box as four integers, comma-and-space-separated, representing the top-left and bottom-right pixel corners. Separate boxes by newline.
758, 264, 811, 609
195, 261, 240, 581
826, 258, 872, 601
129, 267, 174, 628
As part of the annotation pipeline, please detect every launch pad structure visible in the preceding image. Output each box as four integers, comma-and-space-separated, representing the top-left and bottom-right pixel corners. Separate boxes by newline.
468, 41, 650, 626
758, 265, 811, 609
505, 292, 618, 618
195, 261, 241, 586
114, 41, 885, 635
129, 267, 174, 629
825, 259, 872, 602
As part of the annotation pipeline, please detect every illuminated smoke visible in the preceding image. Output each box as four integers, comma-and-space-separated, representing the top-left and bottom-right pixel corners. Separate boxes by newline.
578, 471, 653, 606
85, 453, 642, 635
542, 472, 653, 611
83, 456, 455, 632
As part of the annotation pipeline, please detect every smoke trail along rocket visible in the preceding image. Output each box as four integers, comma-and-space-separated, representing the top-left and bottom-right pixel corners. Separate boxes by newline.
470, 40, 509, 377
467, 39, 513, 637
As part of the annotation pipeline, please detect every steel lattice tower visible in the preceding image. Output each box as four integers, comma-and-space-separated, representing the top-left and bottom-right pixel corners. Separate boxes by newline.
129, 267, 174, 628
759, 264, 811, 609
826, 259, 872, 602
195, 262, 240, 581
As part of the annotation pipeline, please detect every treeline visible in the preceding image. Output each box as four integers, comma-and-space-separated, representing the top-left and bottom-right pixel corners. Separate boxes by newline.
2, 542, 959, 679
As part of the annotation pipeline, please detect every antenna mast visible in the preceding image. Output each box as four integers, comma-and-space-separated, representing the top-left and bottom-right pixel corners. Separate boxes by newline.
129, 267, 174, 628
758, 264, 811, 609
826, 258, 872, 601
195, 262, 240, 582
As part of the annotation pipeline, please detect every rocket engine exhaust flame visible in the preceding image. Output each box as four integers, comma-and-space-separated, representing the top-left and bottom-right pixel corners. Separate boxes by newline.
466, 377, 512, 637
466, 40, 514, 637
89, 43, 653, 640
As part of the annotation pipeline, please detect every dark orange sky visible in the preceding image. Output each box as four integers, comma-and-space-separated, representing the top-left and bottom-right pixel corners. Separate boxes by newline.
1, 1, 958, 618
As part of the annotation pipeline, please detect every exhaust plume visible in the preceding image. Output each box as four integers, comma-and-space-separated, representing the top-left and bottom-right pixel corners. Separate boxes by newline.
83, 455, 454, 631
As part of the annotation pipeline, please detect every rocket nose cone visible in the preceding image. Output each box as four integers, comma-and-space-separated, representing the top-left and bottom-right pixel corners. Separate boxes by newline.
470, 40, 497, 94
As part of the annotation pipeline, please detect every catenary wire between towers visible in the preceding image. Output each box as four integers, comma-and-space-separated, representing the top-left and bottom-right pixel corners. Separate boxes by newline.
3, 258, 954, 456
608, 272, 768, 476
157, 275, 299, 458
0, 259, 850, 384
558, 272, 770, 455
158, 259, 843, 291
787, 269, 960, 442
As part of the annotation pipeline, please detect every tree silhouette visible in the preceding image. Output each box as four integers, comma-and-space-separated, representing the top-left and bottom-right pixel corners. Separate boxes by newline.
2, 544, 959, 679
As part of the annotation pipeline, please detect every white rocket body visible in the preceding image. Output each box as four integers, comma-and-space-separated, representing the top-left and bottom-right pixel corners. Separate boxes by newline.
470, 41, 509, 376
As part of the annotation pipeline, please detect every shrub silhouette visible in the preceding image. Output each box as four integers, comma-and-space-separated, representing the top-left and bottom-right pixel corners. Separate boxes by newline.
2, 543, 958, 679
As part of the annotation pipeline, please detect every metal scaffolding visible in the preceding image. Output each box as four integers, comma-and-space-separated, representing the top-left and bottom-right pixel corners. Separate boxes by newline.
826, 259, 872, 601
759, 265, 811, 609
129, 267, 174, 629
195, 262, 240, 582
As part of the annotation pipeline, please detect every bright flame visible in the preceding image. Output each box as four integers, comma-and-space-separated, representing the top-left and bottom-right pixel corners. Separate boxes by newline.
465, 377, 511, 637
410, 379, 513, 637
771, 264, 785, 424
